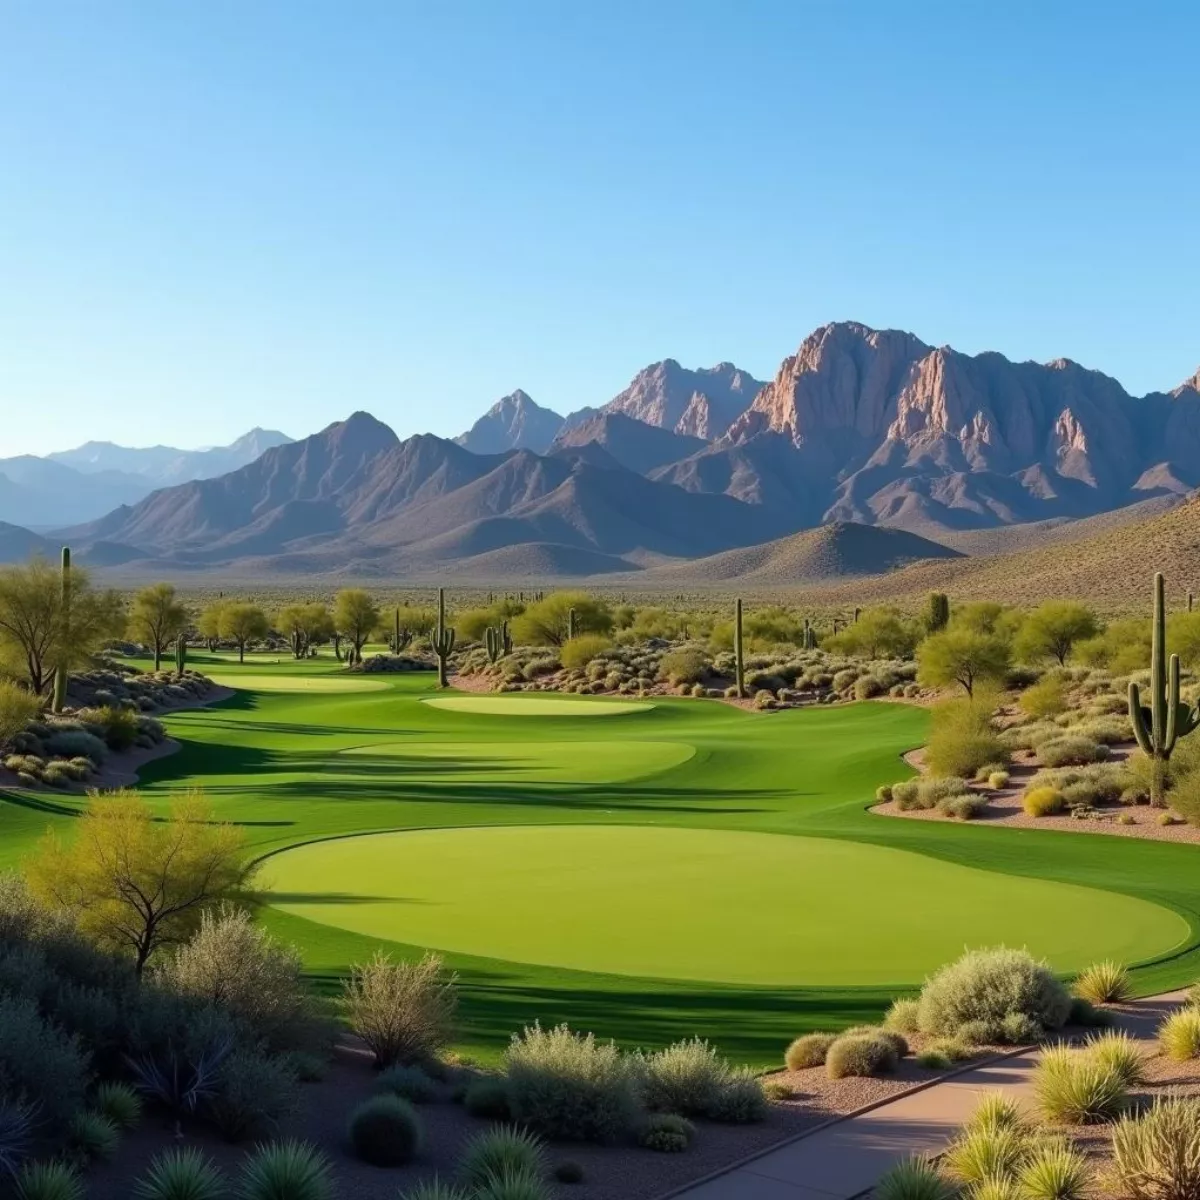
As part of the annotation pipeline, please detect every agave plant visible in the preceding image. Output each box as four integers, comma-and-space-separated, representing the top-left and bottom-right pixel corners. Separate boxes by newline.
15, 1160, 85, 1200
235, 1140, 332, 1200
126, 1029, 234, 1136
459, 1125, 548, 1188
0, 1098, 35, 1183
133, 1147, 227, 1200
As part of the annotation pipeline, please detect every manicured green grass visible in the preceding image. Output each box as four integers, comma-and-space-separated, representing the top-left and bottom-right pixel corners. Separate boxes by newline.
4, 648, 1200, 1066
265, 824, 1186, 986
209, 673, 390, 692
421, 695, 654, 715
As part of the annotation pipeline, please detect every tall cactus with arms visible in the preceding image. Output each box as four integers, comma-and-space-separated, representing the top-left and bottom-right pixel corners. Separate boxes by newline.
174, 635, 188, 678
431, 587, 456, 688
51, 546, 71, 713
1129, 572, 1200, 806
485, 625, 504, 663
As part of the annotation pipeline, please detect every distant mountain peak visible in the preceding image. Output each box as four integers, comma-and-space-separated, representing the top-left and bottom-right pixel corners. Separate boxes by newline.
455, 391, 564, 455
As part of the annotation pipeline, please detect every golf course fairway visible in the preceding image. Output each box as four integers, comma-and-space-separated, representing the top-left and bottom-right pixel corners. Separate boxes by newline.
7, 650, 1200, 1064
265, 824, 1188, 985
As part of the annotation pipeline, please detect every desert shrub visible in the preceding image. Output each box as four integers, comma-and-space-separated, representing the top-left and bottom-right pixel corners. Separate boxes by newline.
464, 1077, 511, 1120
471, 1167, 553, 1200
343, 952, 456, 1068
1016, 1142, 1090, 1200
891, 780, 921, 810
68, 1109, 120, 1162
1024, 787, 1065, 817
132, 1147, 226, 1200
874, 1156, 956, 1200
916, 947, 1071, 1042
158, 906, 323, 1053
1111, 1094, 1200, 1200
826, 1033, 898, 1079
943, 1122, 1026, 1184
1033, 1043, 1127, 1124
784, 1033, 836, 1069
348, 1094, 423, 1166
210, 1049, 299, 1142
15, 1161, 85, 1200
560, 636, 611, 672
1000, 1012, 1042, 1043
637, 1112, 694, 1152
1086, 1031, 1146, 1087
399, 1184, 472, 1200
937, 793, 989, 820
43, 729, 108, 763
1038, 736, 1107, 767
885, 998, 921, 1034
1020, 675, 1067, 718
876, 784, 893, 802
94, 1081, 142, 1130
855, 675, 884, 700
703, 1068, 767, 1124
459, 1125, 548, 1187
657, 647, 709, 686
236, 1140, 332, 1200
910, 776, 970, 809
967, 1091, 1028, 1134
833, 669, 859, 691
987, 770, 1010, 789
504, 1023, 638, 1143
925, 694, 1009, 778
637, 1037, 762, 1121
1074, 960, 1131, 1005
1159, 1009, 1200, 1062
0, 994, 89, 1130
1074, 716, 1132, 745
79, 706, 139, 752
378, 1063, 438, 1104
764, 1080, 796, 1100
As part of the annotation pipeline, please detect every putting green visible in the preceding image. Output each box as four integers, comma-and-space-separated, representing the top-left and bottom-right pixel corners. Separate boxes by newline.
208, 674, 390, 693
266, 825, 1188, 986
336, 740, 694, 785
423, 695, 653, 716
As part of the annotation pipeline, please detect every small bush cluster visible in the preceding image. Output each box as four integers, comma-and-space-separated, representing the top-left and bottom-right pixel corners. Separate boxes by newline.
1032, 1041, 1128, 1124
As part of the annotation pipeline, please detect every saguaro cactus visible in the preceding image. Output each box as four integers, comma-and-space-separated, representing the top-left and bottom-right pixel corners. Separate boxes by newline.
927, 592, 950, 632
52, 546, 70, 714
734, 598, 745, 699
567, 607, 578, 641
431, 587, 456, 688
502, 620, 513, 655
485, 625, 504, 663
803, 617, 816, 651
1129, 572, 1200, 806
175, 635, 188, 678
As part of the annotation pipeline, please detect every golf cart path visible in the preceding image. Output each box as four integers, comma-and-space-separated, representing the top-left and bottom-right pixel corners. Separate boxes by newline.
665, 989, 1188, 1200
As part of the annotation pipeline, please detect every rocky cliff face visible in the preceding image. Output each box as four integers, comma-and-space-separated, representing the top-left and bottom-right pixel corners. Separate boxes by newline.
455, 390, 564, 455
719, 321, 1200, 533
602, 360, 764, 438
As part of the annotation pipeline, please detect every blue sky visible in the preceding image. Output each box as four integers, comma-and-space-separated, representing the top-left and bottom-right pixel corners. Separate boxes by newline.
2, 1, 1199, 455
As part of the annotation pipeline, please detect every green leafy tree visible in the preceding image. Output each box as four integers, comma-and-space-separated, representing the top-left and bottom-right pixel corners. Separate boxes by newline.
0, 557, 125, 695
197, 599, 229, 651
218, 603, 269, 664
127, 583, 188, 671
333, 589, 379, 662
917, 628, 1011, 697
510, 591, 612, 647
26, 790, 252, 977
277, 603, 334, 659
1014, 601, 1099, 666
827, 607, 920, 659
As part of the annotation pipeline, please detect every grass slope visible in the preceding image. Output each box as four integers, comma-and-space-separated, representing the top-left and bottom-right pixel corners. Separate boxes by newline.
3, 651, 1199, 1066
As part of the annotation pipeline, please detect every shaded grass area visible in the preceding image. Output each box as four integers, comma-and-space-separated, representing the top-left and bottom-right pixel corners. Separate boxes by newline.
2, 649, 1199, 1066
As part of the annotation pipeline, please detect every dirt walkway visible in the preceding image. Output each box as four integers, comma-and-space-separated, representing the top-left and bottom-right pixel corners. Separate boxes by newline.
662, 991, 1187, 1200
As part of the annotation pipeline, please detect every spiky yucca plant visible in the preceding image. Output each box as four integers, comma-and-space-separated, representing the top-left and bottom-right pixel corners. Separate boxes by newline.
1074, 960, 1132, 1005
133, 1148, 227, 1200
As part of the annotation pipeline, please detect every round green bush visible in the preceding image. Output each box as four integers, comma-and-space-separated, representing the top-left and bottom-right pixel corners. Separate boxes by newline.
916, 948, 1071, 1042
347, 1094, 424, 1166
785, 1033, 836, 1070
884, 999, 921, 1034
377, 1064, 438, 1104
638, 1113, 694, 1153
826, 1034, 898, 1079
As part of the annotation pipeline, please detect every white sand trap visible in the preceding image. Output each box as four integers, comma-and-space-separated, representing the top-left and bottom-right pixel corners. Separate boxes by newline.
208, 674, 389, 693
422, 695, 654, 716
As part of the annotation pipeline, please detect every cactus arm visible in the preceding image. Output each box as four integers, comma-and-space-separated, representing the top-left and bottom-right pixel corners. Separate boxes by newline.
1166, 653, 1183, 754
1129, 682, 1155, 757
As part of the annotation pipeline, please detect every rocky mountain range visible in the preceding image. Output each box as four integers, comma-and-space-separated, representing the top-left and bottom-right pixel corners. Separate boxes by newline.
0, 428, 292, 527
4, 320, 1200, 579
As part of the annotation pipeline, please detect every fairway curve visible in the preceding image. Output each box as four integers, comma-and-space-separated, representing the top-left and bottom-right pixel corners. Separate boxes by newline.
423, 695, 654, 715
335, 739, 694, 785
264, 825, 1188, 987
207, 674, 390, 693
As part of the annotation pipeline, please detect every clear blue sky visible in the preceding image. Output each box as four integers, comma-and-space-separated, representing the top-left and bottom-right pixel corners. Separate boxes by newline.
2, 1, 1199, 456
